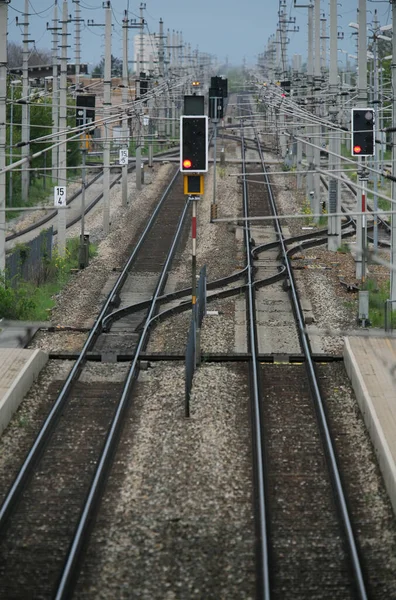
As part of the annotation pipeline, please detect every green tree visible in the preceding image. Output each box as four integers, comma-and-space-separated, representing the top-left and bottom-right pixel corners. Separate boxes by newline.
92, 55, 123, 78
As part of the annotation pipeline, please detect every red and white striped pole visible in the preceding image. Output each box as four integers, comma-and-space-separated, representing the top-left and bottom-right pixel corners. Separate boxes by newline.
191, 197, 197, 305
361, 177, 366, 283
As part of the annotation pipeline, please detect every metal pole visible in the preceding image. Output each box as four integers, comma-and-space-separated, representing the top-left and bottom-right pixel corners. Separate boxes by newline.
373, 10, 379, 250
21, 0, 30, 203
356, 0, 367, 280
328, 0, 341, 250
0, 0, 8, 272
102, 0, 111, 234
306, 3, 314, 208
9, 83, 14, 207
313, 0, 321, 222
73, 0, 81, 89
57, 0, 68, 256
121, 9, 129, 207
390, 0, 396, 303
51, 0, 59, 184
135, 145, 142, 191
79, 147, 87, 268
191, 197, 197, 305
212, 117, 218, 220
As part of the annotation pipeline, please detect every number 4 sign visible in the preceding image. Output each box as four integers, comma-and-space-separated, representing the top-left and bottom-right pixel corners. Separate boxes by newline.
54, 186, 67, 207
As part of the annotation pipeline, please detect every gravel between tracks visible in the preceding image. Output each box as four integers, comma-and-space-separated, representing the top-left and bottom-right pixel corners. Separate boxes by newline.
1, 132, 396, 597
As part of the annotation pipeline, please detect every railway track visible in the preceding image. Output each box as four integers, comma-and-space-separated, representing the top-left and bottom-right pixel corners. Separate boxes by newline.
1, 92, 396, 599
238, 95, 369, 598
0, 166, 192, 599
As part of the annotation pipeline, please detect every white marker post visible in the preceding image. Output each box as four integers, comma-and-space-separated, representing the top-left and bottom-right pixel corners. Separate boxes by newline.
54, 186, 67, 254
119, 148, 128, 207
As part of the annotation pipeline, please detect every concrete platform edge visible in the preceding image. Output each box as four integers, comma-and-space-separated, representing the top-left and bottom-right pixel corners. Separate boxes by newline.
0, 349, 48, 436
343, 338, 396, 517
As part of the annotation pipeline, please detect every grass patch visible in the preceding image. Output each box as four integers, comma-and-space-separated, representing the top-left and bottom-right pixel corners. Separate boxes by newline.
338, 244, 351, 254
362, 278, 390, 328
1, 237, 97, 320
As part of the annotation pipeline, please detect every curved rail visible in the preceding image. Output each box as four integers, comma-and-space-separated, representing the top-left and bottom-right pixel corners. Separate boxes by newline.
253, 121, 368, 600
0, 167, 180, 530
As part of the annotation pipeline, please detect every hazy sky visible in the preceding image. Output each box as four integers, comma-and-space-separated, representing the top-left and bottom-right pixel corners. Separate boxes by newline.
5, 0, 394, 70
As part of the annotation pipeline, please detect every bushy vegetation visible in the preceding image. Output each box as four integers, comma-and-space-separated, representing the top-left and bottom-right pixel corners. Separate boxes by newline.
363, 278, 391, 328
0, 237, 97, 320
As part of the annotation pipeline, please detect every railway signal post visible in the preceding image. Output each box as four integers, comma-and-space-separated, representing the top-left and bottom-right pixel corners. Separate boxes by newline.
351, 108, 375, 285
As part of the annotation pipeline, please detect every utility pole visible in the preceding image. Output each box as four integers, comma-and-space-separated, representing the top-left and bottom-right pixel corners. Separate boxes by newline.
356, 0, 367, 280
372, 10, 380, 250
327, 0, 341, 250
135, 3, 145, 192
20, 0, 32, 203
57, 0, 69, 256
313, 0, 321, 221
103, 0, 112, 233
47, 1, 60, 184
122, 9, 129, 207
391, 0, 396, 303
0, 0, 9, 272
71, 0, 83, 90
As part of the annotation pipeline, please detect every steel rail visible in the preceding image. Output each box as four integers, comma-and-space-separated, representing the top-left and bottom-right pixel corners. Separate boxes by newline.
238, 96, 270, 600
55, 181, 191, 600
253, 124, 369, 600
0, 167, 180, 531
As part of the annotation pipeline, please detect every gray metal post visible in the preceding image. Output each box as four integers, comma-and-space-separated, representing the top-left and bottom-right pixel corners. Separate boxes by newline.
135, 146, 142, 191
313, 0, 321, 222
122, 9, 129, 207
306, 3, 314, 207
372, 10, 379, 250
72, 0, 82, 89
390, 0, 396, 303
57, 0, 68, 256
328, 0, 341, 250
103, 0, 111, 234
50, 1, 59, 184
140, 2, 145, 73
212, 118, 218, 217
0, 0, 8, 272
21, 0, 31, 203
79, 148, 87, 267
356, 0, 368, 280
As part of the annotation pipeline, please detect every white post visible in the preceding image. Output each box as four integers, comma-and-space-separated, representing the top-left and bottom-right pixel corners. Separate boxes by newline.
0, 0, 8, 272
51, 0, 59, 184
356, 0, 367, 280
57, 0, 68, 256
21, 0, 30, 203
122, 10, 129, 207
327, 0, 341, 250
102, 0, 111, 234
390, 1, 396, 303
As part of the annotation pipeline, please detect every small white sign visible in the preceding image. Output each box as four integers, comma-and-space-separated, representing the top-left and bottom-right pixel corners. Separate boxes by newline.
119, 148, 129, 165
143, 117, 149, 127
54, 186, 66, 207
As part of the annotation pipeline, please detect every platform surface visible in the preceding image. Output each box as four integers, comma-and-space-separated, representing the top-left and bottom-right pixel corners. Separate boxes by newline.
0, 347, 48, 435
344, 335, 396, 516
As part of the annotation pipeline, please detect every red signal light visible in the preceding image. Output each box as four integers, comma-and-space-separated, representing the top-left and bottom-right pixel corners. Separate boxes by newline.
353, 145, 362, 154
183, 159, 192, 169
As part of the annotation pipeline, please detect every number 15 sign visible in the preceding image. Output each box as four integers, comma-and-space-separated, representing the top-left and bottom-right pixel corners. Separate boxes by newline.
54, 186, 67, 207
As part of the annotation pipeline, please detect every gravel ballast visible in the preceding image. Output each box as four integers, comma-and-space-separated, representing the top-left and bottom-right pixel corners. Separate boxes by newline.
1, 129, 396, 597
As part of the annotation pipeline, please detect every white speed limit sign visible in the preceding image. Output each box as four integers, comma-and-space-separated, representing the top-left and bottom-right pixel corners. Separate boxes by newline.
119, 148, 129, 165
54, 186, 66, 207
